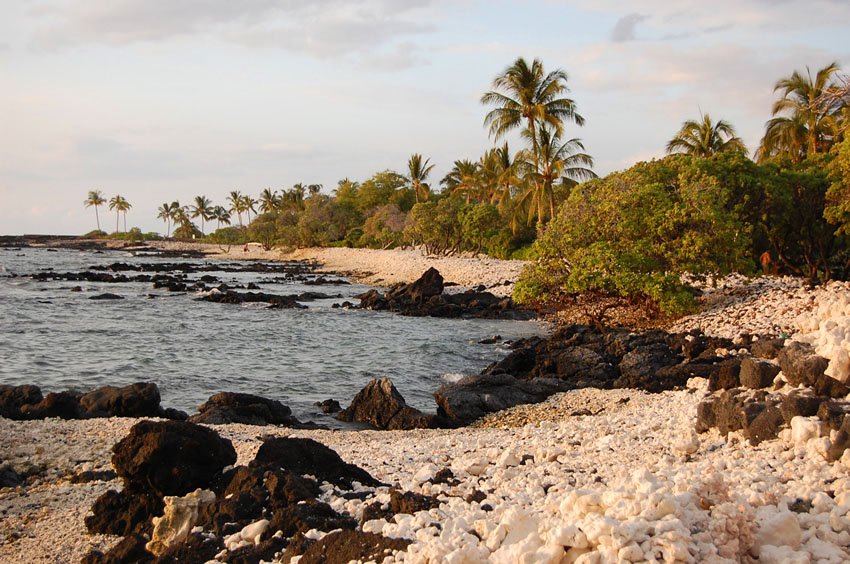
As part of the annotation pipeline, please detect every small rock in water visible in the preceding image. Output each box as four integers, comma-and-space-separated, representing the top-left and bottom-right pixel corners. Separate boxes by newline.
89, 292, 124, 300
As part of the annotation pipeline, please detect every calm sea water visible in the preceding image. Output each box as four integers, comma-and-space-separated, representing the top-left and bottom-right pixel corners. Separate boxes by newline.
0, 247, 543, 425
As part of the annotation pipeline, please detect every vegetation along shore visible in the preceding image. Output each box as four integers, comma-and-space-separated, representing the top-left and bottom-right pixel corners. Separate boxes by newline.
2, 55, 850, 563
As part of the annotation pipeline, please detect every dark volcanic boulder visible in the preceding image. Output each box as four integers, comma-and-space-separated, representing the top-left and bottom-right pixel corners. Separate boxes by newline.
267, 500, 357, 540
617, 343, 681, 385
707, 359, 742, 392
112, 420, 237, 497
361, 489, 440, 524
85, 487, 164, 536
751, 337, 786, 360
739, 357, 781, 389
828, 416, 850, 462
89, 293, 124, 300
19, 391, 84, 419
250, 437, 382, 489
337, 378, 442, 430
434, 373, 573, 426
780, 391, 827, 424
81, 533, 153, 564
0, 384, 43, 418
80, 383, 162, 418
357, 268, 529, 319
189, 392, 304, 427
778, 342, 829, 386
196, 289, 307, 309
387, 267, 444, 303
297, 530, 410, 564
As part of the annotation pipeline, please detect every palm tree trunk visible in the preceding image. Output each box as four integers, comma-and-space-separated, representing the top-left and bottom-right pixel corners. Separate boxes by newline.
95, 206, 101, 231
123, 212, 127, 232
116, 212, 119, 233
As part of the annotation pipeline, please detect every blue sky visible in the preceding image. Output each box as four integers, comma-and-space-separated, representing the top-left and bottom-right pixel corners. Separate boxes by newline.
1, 0, 848, 235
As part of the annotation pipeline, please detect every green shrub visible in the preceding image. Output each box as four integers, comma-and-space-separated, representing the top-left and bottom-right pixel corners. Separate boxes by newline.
515, 157, 752, 315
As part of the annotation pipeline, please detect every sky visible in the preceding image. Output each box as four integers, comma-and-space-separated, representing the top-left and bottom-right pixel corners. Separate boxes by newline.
1, 0, 849, 235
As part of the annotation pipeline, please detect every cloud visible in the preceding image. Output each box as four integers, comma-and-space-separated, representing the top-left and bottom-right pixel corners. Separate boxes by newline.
611, 13, 648, 42
28, 0, 437, 63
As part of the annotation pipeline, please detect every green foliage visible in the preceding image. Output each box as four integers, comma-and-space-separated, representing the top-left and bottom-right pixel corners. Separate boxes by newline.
826, 137, 850, 235
106, 228, 161, 242
82, 229, 107, 238
208, 226, 248, 245
361, 204, 407, 249
515, 156, 753, 314
460, 204, 502, 256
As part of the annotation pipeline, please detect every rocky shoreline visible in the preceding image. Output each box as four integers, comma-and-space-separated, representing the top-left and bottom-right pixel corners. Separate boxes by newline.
4, 241, 850, 561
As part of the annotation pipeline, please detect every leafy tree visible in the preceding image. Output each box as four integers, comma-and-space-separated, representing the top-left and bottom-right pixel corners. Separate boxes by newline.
355, 171, 413, 213
460, 203, 502, 256
172, 207, 201, 240
241, 195, 257, 224
404, 198, 465, 255
84, 190, 106, 231
758, 62, 846, 162
826, 137, 850, 235
666, 113, 747, 157
190, 195, 213, 235
108, 195, 131, 233
407, 154, 435, 203
515, 157, 752, 315
362, 204, 407, 249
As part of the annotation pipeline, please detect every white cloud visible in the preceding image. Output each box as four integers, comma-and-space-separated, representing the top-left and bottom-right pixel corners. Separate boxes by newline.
28, 0, 438, 63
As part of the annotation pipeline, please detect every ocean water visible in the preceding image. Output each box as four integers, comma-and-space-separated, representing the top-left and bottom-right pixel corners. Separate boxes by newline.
0, 247, 543, 425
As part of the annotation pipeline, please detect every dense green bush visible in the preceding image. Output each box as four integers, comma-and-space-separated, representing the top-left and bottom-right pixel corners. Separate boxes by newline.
515, 157, 753, 314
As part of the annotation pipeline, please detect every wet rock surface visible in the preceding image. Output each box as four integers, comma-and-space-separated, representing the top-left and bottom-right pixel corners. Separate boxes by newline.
355, 267, 532, 320
189, 392, 312, 427
435, 324, 743, 426
337, 378, 444, 430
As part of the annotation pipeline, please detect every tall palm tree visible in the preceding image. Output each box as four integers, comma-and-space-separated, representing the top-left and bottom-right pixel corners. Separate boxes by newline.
758, 62, 845, 162
190, 195, 213, 235
241, 195, 257, 224
407, 153, 435, 203
481, 57, 586, 230
212, 206, 231, 231
258, 188, 279, 213
441, 160, 479, 204
519, 127, 596, 229
227, 191, 244, 226
84, 190, 106, 231
157, 201, 180, 237
307, 184, 322, 197
666, 113, 747, 157
108, 195, 131, 233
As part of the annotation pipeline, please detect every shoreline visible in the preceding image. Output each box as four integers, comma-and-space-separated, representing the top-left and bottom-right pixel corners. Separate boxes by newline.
4, 238, 850, 561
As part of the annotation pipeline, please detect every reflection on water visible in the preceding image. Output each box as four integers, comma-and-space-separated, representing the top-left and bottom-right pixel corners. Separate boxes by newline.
0, 247, 543, 424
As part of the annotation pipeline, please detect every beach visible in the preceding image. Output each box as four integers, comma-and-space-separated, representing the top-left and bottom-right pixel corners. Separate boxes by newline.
2, 245, 850, 562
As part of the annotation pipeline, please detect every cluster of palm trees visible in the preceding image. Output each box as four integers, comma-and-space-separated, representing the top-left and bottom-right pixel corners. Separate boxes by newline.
84, 190, 132, 233
405, 57, 597, 232
665, 63, 848, 161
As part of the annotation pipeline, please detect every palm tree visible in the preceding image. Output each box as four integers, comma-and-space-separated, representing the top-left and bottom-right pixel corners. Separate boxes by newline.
666, 113, 747, 157
259, 188, 279, 213
758, 62, 845, 162
407, 154, 435, 203
241, 195, 257, 224
84, 190, 106, 231
212, 206, 231, 231
190, 195, 214, 235
519, 128, 596, 229
157, 201, 180, 237
307, 184, 322, 197
441, 160, 479, 204
481, 57, 586, 230
108, 195, 131, 233
227, 191, 244, 226
492, 142, 523, 211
